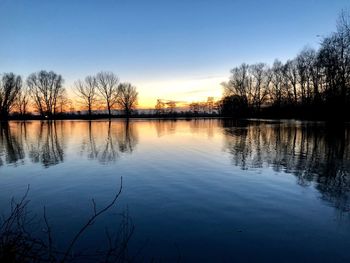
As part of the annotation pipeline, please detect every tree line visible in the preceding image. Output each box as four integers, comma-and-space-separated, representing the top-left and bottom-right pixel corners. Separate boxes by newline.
2, 11, 350, 121
0, 71, 138, 119
220, 11, 350, 120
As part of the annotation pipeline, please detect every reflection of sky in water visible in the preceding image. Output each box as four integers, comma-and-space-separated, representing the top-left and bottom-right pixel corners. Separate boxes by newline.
0, 120, 349, 262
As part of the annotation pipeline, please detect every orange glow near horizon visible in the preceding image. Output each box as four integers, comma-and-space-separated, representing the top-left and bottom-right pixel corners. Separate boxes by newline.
135, 75, 226, 108
65, 75, 227, 111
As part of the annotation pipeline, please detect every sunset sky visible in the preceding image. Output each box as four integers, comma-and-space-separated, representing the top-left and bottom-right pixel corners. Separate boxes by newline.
0, 0, 348, 108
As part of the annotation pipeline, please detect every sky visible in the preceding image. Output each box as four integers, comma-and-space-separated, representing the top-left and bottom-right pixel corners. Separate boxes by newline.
0, 0, 349, 108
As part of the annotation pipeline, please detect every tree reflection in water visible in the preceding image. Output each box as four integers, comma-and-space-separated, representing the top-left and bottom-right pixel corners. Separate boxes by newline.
0, 120, 139, 167
153, 119, 215, 138
0, 121, 65, 168
222, 120, 350, 213
0, 122, 25, 166
80, 120, 138, 164
154, 119, 177, 137
28, 121, 65, 167
0, 119, 349, 215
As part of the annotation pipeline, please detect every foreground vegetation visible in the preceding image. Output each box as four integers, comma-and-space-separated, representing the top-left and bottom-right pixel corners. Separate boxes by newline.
0, 179, 136, 263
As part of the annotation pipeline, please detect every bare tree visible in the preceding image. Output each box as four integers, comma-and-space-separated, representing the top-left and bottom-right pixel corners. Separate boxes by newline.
296, 50, 312, 104
75, 76, 98, 117
166, 101, 176, 114
95, 72, 119, 118
207, 97, 215, 113
220, 63, 253, 116
307, 48, 323, 103
0, 179, 135, 263
298, 48, 317, 103
249, 63, 272, 112
225, 63, 250, 101
15, 86, 30, 116
284, 59, 299, 104
218, 10, 350, 118
337, 9, 350, 38
57, 92, 70, 114
189, 102, 200, 114
271, 60, 284, 107
26, 71, 65, 118
318, 10, 350, 108
117, 83, 138, 117
0, 73, 22, 119
155, 99, 165, 115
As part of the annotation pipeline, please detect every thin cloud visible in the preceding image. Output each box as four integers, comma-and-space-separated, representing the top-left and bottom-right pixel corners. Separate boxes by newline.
179, 87, 217, 95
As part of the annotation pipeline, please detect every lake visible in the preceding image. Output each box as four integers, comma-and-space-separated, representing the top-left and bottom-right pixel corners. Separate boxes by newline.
0, 119, 349, 262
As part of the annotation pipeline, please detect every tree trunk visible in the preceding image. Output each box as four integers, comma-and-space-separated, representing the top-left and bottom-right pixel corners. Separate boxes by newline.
88, 105, 92, 118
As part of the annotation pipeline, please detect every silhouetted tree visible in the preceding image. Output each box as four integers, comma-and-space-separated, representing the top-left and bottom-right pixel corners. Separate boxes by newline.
15, 86, 30, 116
26, 71, 65, 118
318, 11, 350, 116
271, 60, 284, 107
207, 97, 215, 113
284, 59, 299, 104
296, 48, 317, 104
189, 102, 200, 114
0, 73, 22, 119
220, 10, 350, 119
116, 82, 138, 117
75, 76, 98, 117
96, 72, 119, 118
222, 63, 273, 116
306, 48, 322, 104
166, 101, 176, 114
221, 64, 250, 116
155, 99, 166, 115
219, 95, 248, 117
56, 90, 70, 114
249, 63, 271, 112
225, 63, 250, 102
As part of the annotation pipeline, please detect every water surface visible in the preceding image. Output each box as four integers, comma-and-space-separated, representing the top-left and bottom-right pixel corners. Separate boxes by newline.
0, 119, 349, 262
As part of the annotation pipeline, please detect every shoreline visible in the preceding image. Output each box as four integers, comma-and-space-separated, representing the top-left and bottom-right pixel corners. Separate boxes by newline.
1, 115, 349, 123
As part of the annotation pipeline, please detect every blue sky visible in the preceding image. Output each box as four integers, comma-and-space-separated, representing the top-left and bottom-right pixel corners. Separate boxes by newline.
0, 0, 348, 107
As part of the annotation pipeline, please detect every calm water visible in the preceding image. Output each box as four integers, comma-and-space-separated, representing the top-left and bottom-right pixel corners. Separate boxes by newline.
0, 119, 350, 262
